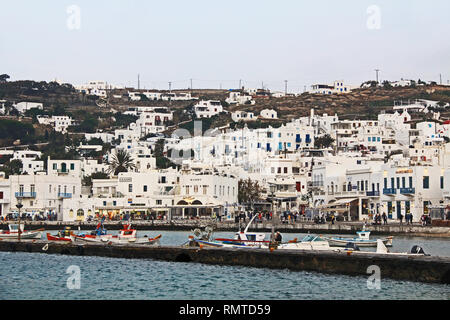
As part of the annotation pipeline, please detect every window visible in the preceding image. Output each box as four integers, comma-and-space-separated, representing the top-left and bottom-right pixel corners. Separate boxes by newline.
384, 178, 387, 189
128, 184, 133, 193
53, 163, 57, 170
396, 177, 400, 189
156, 200, 162, 205
0, 192, 3, 199
441, 176, 444, 189
402, 177, 406, 189
423, 176, 429, 189
409, 176, 413, 188
143, 185, 147, 192
70, 163, 75, 170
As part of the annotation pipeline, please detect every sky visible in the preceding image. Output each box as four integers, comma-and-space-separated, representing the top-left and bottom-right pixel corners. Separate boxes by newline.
1, 0, 449, 92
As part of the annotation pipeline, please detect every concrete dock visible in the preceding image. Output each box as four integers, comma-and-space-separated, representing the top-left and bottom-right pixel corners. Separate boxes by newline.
1, 240, 449, 285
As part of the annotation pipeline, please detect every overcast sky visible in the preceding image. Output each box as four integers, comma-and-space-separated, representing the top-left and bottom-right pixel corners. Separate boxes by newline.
1, 0, 449, 92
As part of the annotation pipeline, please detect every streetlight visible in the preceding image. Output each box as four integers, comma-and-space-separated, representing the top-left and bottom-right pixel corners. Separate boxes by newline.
16, 200, 23, 242
269, 184, 277, 222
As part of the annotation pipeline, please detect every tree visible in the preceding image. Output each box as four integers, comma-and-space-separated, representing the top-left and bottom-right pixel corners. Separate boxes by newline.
82, 172, 109, 186
314, 134, 334, 149
0, 159, 23, 177
107, 149, 135, 175
0, 74, 10, 83
238, 178, 263, 210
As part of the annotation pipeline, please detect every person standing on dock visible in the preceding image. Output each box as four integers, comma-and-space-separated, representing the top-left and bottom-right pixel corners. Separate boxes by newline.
382, 212, 387, 225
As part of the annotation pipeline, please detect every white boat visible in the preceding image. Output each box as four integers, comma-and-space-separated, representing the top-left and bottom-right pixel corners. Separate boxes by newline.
339, 239, 428, 256
190, 215, 270, 248
262, 235, 333, 251
324, 227, 393, 247
0, 223, 43, 240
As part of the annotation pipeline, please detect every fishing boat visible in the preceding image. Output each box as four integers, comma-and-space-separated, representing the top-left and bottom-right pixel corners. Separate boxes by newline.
73, 217, 112, 243
0, 223, 43, 240
106, 224, 162, 245
46, 227, 75, 242
75, 221, 161, 245
188, 215, 269, 248
324, 227, 393, 247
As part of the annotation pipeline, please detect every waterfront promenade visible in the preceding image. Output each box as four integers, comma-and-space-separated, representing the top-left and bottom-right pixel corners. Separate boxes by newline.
3, 219, 450, 237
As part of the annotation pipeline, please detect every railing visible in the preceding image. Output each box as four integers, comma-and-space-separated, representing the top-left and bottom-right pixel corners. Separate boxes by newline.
383, 188, 397, 195
15, 192, 36, 198
366, 191, 380, 197
57, 169, 70, 174
58, 193, 72, 198
400, 188, 415, 194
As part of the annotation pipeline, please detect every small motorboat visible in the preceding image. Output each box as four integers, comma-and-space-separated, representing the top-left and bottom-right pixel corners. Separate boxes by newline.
262, 234, 334, 251
106, 224, 162, 245
213, 215, 270, 248
46, 227, 75, 242
339, 239, 429, 256
73, 217, 112, 243
324, 226, 393, 247
0, 223, 43, 240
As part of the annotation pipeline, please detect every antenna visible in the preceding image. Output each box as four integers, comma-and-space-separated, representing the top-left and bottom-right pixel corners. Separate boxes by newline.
375, 69, 380, 84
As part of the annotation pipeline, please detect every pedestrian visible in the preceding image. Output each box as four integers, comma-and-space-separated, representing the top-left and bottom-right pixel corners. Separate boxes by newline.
382, 212, 387, 225
399, 213, 403, 225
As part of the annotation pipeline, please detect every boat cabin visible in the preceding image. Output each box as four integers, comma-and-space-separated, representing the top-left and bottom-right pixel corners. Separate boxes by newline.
234, 231, 266, 242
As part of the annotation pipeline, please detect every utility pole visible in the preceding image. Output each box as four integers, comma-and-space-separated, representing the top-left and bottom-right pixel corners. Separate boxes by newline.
439, 74, 442, 85
284, 80, 288, 95
190, 78, 193, 91
138, 74, 140, 90
239, 79, 242, 90
375, 69, 380, 84
169, 81, 172, 93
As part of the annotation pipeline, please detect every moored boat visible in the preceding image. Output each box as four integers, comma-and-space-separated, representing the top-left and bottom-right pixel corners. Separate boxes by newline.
46, 227, 75, 242
0, 223, 43, 240
324, 227, 393, 247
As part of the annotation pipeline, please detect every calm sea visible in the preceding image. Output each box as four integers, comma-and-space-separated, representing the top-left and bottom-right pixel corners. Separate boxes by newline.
0, 231, 449, 300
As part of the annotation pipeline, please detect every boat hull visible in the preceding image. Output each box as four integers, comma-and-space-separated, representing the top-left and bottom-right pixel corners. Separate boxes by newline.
326, 237, 393, 247
46, 233, 72, 242
0, 231, 42, 240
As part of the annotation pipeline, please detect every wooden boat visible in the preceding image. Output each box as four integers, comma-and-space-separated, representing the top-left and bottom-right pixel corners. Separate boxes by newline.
212, 215, 270, 248
46, 227, 75, 242
75, 223, 161, 245
106, 224, 162, 245
0, 223, 43, 240
324, 227, 393, 247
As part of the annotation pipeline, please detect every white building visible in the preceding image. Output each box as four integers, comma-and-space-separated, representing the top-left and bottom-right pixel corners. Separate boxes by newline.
310, 80, 353, 95
194, 100, 223, 118
13, 102, 43, 114
260, 109, 278, 120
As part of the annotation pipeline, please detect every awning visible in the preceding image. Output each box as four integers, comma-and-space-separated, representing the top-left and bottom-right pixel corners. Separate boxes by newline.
332, 198, 357, 205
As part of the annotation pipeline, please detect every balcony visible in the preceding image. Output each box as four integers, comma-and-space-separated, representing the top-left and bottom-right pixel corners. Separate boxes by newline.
57, 169, 70, 174
366, 191, 380, 197
58, 193, 72, 198
15, 192, 36, 198
383, 188, 397, 195
400, 188, 415, 195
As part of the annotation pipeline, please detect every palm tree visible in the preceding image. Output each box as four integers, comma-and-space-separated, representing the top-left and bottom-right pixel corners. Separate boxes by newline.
107, 149, 135, 175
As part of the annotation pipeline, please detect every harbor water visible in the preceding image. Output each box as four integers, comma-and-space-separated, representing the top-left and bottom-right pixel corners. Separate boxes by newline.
0, 231, 449, 300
